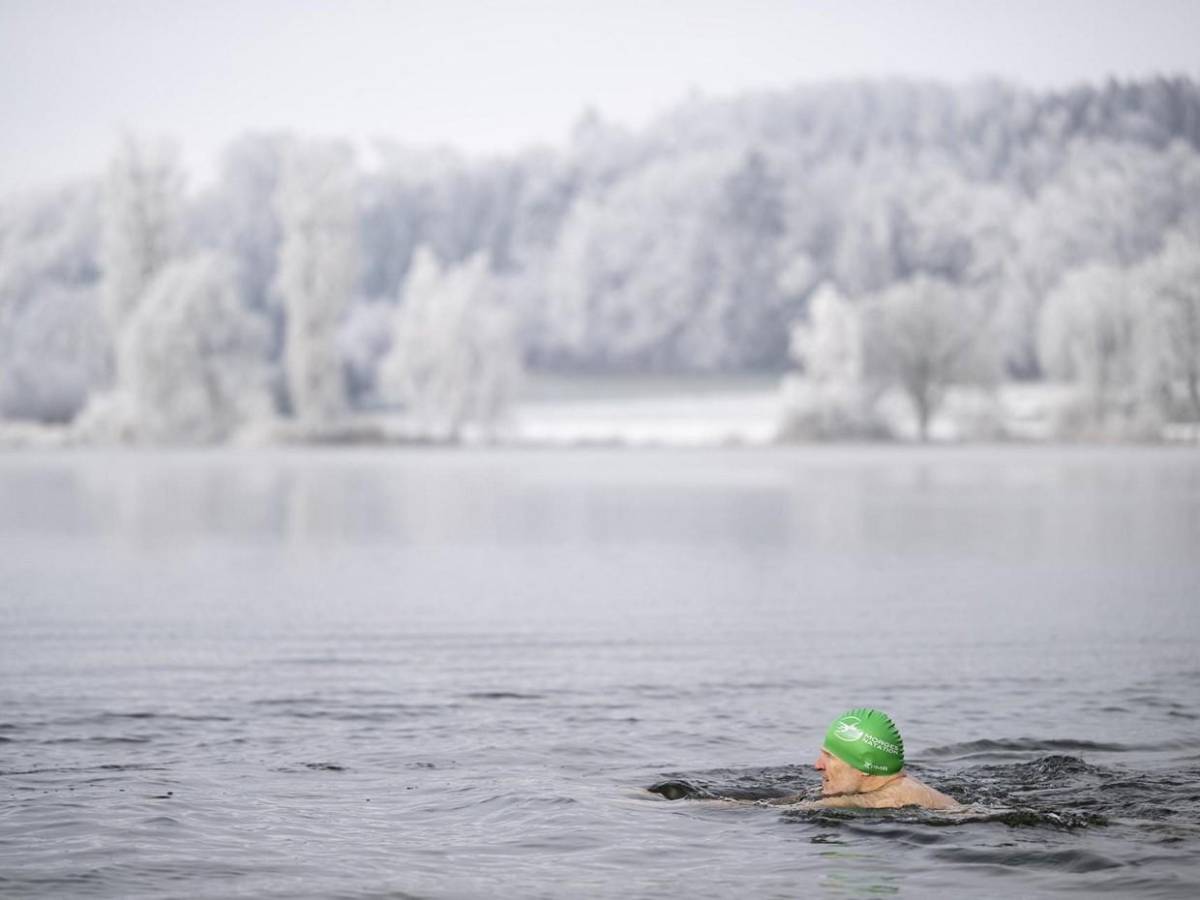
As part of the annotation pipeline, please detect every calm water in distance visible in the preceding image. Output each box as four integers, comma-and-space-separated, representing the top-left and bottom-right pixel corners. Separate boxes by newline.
1, 446, 1198, 898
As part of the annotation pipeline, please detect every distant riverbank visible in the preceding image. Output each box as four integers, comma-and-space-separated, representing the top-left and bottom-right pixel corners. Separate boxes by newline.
3, 374, 1199, 449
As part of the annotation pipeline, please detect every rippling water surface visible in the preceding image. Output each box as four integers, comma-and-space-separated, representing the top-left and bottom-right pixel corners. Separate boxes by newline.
1, 447, 1198, 898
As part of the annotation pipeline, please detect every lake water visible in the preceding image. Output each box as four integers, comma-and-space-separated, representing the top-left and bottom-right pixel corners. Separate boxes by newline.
1, 446, 1198, 898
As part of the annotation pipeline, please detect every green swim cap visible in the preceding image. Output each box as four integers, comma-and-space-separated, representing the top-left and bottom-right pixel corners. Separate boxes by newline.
823, 708, 904, 775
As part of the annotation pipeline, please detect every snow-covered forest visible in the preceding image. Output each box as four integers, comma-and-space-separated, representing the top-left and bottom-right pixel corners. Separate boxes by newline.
2, 77, 1199, 444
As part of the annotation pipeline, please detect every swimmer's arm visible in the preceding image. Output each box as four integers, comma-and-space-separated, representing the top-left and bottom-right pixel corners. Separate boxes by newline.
814, 788, 963, 810
806, 792, 904, 809
804, 795, 857, 809
922, 790, 963, 810
699, 794, 815, 808
756, 794, 813, 808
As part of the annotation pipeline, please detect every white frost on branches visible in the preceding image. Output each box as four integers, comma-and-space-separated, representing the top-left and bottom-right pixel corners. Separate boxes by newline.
866, 276, 999, 441
782, 283, 879, 439
1143, 231, 1200, 421
0, 182, 106, 422
101, 135, 183, 341
785, 277, 997, 441
791, 283, 864, 384
275, 143, 357, 423
1038, 262, 1167, 436
379, 247, 522, 439
0, 284, 109, 423
115, 252, 274, 443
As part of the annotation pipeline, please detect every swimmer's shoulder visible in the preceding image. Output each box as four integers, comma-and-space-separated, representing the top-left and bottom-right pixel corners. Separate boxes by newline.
896, 774, 961, 810
811, 777, 961, 811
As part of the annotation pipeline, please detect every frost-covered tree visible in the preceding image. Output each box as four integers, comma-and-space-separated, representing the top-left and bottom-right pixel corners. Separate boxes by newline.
543, 152, 729, 370
866, 276, 998, 441
1038, 262, 1167, 435
117, 252, 273, 443
832, 151, 903, 297
1144, 232, 1200, 420
1019, 140, 1190, 275
791, 283, 863, 382
782, 282, 880, 439
0, 181, 105, 421
101, 135, 183, 340
275, 142, 357, 422
1007, 139, 1200, 375
0, 284, 109, 422
685, 149, 789, 366
360, 145, 531, 300
195, 134, 291, 314
379, 247, 522, 439
338, 299, 394, 405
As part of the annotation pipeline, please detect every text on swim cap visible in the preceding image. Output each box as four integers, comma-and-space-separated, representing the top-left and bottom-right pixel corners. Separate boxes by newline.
833, 717, 900, 756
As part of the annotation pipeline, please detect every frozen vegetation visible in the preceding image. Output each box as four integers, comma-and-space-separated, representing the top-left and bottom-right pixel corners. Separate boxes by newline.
1, 78, 1200, 445
380, 248, 522, 440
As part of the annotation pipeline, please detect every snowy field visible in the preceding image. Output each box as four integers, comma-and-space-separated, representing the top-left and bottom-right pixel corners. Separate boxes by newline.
511, 376, 783, 447
510, 378, 1200, 448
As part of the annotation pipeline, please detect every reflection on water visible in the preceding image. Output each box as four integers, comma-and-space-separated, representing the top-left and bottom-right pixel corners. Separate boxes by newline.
818, 866, 902, 898
4, 447, 1198, 554
0, 447, 1198, 898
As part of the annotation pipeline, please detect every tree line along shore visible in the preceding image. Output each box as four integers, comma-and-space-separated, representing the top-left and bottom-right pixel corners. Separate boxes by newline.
1, 77, 1198, 445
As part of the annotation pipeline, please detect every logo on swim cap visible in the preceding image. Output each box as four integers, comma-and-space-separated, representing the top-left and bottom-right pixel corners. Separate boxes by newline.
833, 717, 864, 742
823, 708, 904, 775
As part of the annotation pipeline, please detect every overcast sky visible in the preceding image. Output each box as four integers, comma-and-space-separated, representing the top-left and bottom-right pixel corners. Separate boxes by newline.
2, 0, 1198, 194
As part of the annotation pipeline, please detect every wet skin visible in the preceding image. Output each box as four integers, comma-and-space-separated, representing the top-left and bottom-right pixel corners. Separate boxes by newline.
811, 748, 959, 810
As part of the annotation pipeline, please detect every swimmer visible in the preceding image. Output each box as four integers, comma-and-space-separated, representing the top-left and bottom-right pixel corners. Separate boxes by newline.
647, 707, 959, 809
807, 708, 958, 810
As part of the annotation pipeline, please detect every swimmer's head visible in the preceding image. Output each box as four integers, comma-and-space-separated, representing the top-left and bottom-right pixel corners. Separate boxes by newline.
821, 708, 905, 776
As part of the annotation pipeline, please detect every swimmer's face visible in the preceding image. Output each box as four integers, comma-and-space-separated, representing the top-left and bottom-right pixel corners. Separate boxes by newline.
814, 748, 865, 796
